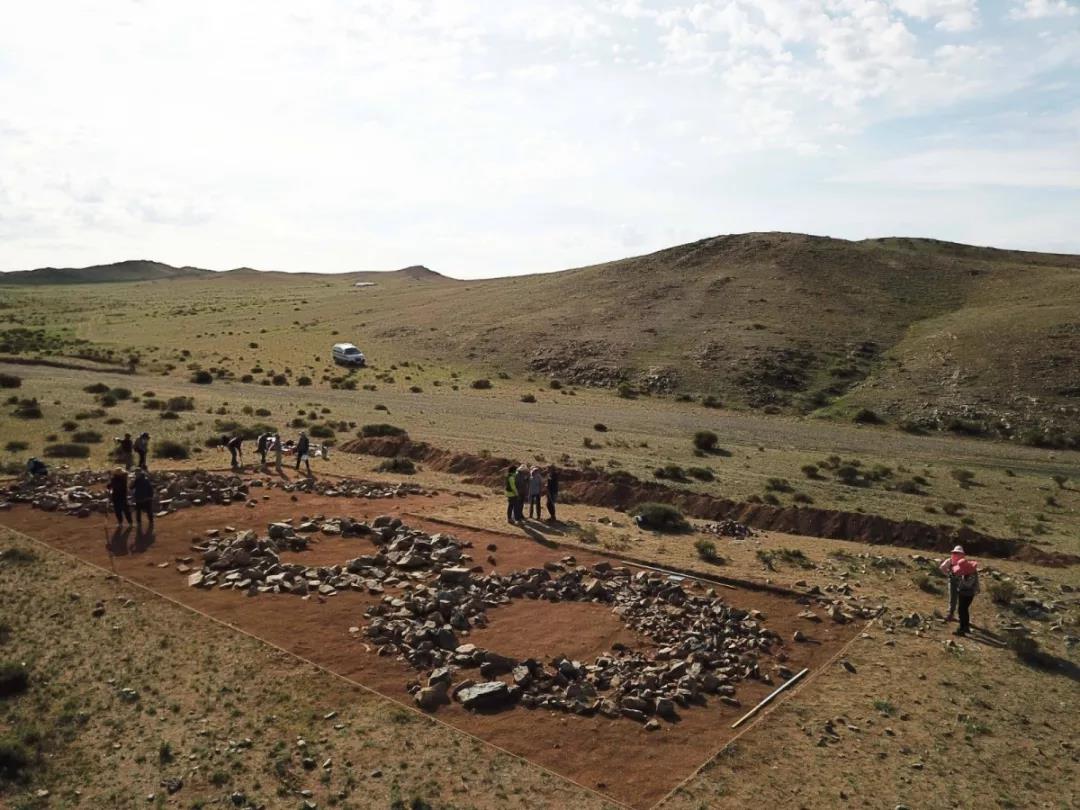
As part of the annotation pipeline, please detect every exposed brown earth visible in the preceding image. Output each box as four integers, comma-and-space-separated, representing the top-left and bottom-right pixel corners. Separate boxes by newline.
0, 487, 859, 809
339, 436, 1079, 567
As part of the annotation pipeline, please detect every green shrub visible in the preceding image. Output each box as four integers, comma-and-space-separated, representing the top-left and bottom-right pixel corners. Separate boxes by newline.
471, 378, 492, 390
153, 440, 190, 460
71, 431, 102, 444
272, 374, 288, 386
308, 424, 335, 439
297, 376, 312, 386
520, 394, 536, 403
594, 423, 608, 432
687, 467, 714, 482
631, 502, 689, 532
13, 401, 42, 419
692, 430, 719, 452
694, 537, 723, 563
941, 501, 966, 516
549, 380, 562, 390
950, 468, 976, 487
988, 580, 1021, 606
360, 423, 407, 438
0, 374, 21, 389
166, 396, 195, 411
0, 736, 31, 783
800, 464, 820, 479
376, 457, 416, 474
764, 477, 793, 493
83, 382, 109, 394
853, 408, 883, 424
0, 662, 29, 697
4, 441, 28, 453
99, 394, 117, 407
190, 370, 213, 384
43, 443, 90, 459
616, 382, 635, 399
912, 572, 942, 594
109, 387, 132, 400
702, 395, 721, 408
653, 464, 687, 481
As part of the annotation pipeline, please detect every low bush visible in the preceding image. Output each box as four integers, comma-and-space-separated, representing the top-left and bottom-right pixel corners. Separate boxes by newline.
988, 580, 1021, 606
376, 457, 416, 475
99, 394, 117, 407
631, 502, 689, 532
83, 382, 110, 394
308, 424, 335, 439
549, 380, 562, 390
166, 396, 195, 411
800, 463, 820, 479
361, 423, 407, 438
13, 401, 42, 419
153, 440, 190, 460
764, 477, 793, 493
687, 466, 714, 482
471, 378, 492, 390
109, 387, 132, 400
593, 423, 608, 432
694, 537, 723, 563
912, 572, 942, 594
43, 443, 90, 459
71, 431, 103, 444
853, 408, 883, 424
653, 464, 687, 481
616, 382, 635, 399
0, 662, 29, 697
702, 395, 721, 408
0, 735, 31, 784
0, 374, 21, 389
4, 441, 29, 453
272, 374, 288, 386
190, 370, 213, 384
950, 468, 976, 488
692, 430, 719, 452
520, 394, 536, 403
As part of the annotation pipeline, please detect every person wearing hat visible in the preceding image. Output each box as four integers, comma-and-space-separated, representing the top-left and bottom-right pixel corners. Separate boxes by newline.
952, 556, 980, 636
938, 545, 966, 622
107, 466, 132, 527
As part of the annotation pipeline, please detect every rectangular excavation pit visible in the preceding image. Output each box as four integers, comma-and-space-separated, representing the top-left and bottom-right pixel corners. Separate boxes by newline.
1, 487, 861, 809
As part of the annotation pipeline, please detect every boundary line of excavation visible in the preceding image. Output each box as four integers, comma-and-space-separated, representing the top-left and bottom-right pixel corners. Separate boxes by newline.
1, 524, 633, 810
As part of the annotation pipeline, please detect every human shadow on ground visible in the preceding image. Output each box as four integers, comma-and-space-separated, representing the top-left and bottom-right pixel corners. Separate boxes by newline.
106, 525, 132, 556
520, 518, 567, 537
520, 524, 559, 548
132, 526, 156, 553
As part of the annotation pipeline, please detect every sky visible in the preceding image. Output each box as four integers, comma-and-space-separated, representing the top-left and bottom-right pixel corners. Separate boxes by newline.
1, 0, 1078, 278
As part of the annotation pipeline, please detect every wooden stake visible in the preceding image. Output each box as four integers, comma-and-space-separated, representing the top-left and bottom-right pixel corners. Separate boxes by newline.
731, 666, 809, 728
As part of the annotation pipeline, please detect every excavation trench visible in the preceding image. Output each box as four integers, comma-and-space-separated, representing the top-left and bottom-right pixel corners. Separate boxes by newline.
339, 437, 1078, 567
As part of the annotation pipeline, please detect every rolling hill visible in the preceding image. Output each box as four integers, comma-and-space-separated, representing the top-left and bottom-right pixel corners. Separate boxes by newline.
2, 232, 1078, 444
0, 259, 217, 285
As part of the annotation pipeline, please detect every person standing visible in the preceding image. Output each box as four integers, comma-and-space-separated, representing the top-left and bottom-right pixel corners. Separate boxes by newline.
938, 545, 965, 622
256, 432, 269, 467
223, 435, 243, 470
273, 432, 284, 473
133, 432, 150, 469
108, 467, 132, 527
953, 557, 980, 636
514, 464, 529, 523
116, 433, 134, 470
505, 465, 519, 524
295, 431, 311, 476
132, 468, 155, 531
527, 466, 543, 519
545, 465, 560, 522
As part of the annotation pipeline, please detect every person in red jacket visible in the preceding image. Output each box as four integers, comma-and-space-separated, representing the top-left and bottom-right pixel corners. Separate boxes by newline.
938, 545, 966, 621
952, 557, 980, 636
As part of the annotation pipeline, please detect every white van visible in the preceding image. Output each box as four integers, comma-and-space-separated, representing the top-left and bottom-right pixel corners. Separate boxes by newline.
331, 343, 366, 367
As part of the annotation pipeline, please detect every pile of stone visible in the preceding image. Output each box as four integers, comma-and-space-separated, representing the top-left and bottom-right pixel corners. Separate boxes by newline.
0, 470, 425, 518
701, 519, 755, 539
365, 546, 782, 725
185, 515, 472, 598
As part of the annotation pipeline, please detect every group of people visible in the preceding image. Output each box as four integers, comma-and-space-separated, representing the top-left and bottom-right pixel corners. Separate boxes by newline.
505, 464, 559, 524
939, 545, 980, 636
106, 466, 156, 531
114, 432, 151, 469
223, 430, 321, 475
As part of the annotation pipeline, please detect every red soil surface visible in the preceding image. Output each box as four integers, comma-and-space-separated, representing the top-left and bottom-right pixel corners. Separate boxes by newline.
1, 489, 858, 809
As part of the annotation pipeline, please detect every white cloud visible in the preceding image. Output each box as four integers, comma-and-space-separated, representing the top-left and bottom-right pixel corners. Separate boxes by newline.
893, 0, 979, 31
1010, 0, 1079, 19
0, 0, 1077, 274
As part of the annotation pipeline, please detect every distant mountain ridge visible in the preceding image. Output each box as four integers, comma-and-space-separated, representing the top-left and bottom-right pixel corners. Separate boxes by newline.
0, 260, 214, 285
1, 260, 450, 285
